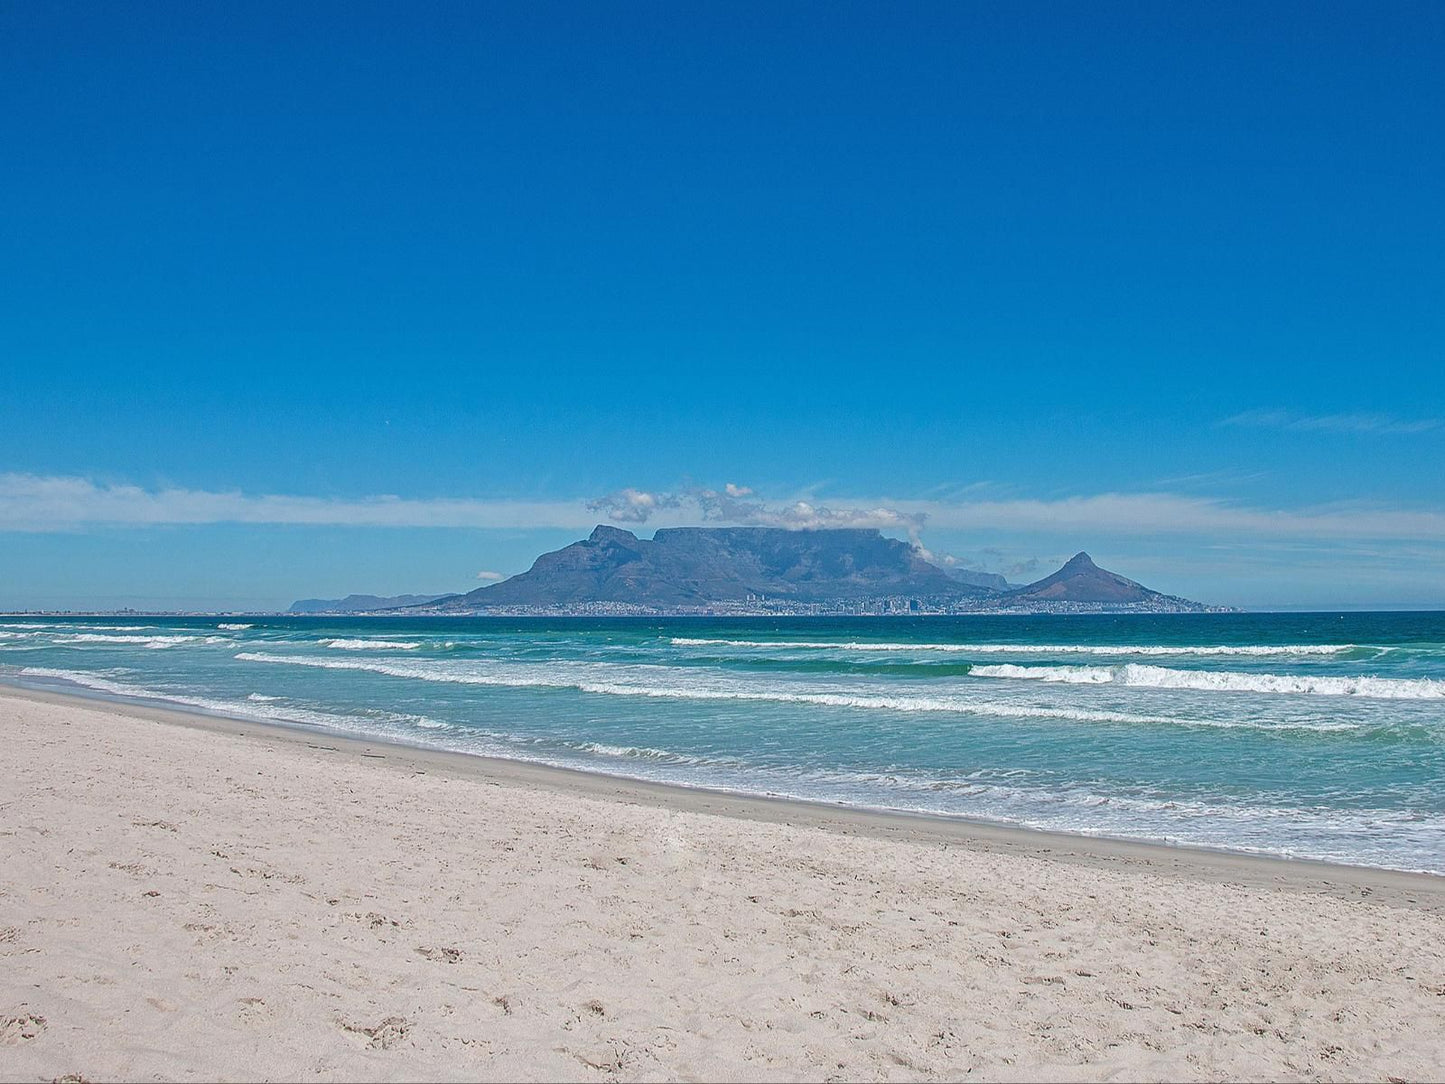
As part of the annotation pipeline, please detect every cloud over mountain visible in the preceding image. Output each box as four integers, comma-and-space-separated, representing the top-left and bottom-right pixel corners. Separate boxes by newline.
4, 473, 1445, 546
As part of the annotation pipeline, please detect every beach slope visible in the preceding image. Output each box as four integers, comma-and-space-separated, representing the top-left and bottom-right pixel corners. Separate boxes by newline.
2, 686, 1442, 1081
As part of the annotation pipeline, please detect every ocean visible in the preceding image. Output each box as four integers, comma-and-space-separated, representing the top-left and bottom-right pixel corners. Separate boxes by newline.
3, 612, 1442, 874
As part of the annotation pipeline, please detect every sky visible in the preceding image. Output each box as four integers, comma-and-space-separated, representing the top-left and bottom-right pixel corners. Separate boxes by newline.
2, 1, 1443, 611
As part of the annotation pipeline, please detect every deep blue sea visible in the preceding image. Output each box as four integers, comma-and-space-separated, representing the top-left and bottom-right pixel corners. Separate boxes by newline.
4, 612, 1443, 873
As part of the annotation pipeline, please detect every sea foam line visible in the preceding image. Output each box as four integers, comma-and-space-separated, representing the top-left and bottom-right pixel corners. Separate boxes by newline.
322, 638, 422, 651
18, 667, 450, 734
231, 652, 1363, 731
0, 623, 159, 632
669, 637, 1355, 657
970, 662, 1445, 699
51, 633, 230, 649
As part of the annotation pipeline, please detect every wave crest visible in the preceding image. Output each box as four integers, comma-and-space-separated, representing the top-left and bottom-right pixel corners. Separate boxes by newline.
322, 638, 422, 651
230, 652, 1366, 731
971, 663, 1445, 699
669, 637, 1356, 657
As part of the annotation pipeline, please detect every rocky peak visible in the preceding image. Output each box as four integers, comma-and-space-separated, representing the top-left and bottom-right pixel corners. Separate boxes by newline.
588, 525, 642, 547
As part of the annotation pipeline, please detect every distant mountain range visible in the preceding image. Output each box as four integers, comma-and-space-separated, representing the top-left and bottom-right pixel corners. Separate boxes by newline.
289, 593, 449, 614
289, 526, 1214, 615
944, 567, 1015, 592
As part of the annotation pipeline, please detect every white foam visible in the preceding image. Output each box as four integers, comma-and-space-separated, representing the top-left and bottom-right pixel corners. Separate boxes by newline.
669, 637, 1355, 657
218, 623, 254, 630
511, 740, 1445, 874
2, 623, 156, 631
971, 662, 1445, 699
322, 638, 422, 651
18, 667, 448, 735
570, 740, 743, 768
54, 633, 202, 649
231, 652, 1363, 731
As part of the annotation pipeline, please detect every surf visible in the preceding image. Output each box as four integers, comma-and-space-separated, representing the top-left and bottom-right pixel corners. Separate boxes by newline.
970, 662, 1445, 699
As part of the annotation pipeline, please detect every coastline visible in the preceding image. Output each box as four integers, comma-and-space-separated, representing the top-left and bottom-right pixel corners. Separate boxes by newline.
4, 680, 1442, 908
4, 682, 1445, 1081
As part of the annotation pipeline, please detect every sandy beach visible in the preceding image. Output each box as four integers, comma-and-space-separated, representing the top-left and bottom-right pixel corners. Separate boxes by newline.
2, 684, 1443, 1082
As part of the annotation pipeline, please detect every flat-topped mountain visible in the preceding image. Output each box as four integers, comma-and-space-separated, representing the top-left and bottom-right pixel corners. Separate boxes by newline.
381, 528, 1212, 614
1006, 552, 1169, 605
427, 525, 986, 611
291, 531, 1213, 615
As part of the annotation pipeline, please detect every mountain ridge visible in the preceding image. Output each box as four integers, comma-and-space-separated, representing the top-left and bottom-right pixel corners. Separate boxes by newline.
314, 528, 1215, 615
432, 525, 987, 611
287, 530, 1215, 615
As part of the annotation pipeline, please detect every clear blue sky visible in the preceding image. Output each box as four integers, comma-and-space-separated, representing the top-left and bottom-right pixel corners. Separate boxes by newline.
2, 1, 1442, 610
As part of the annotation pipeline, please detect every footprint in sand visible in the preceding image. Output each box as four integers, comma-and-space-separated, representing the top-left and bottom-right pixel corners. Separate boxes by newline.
415, 945, 463, 964
0, 1012, 47, 1044
237, 996, 272, 1025
339, 1016, 410, 1049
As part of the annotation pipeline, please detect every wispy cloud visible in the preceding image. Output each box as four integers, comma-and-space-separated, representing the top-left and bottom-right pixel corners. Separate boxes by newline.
4, 473, 1445, 544
902, 492, 1445, 541
0, 473, 591, 532
1221, 409, 1443, 435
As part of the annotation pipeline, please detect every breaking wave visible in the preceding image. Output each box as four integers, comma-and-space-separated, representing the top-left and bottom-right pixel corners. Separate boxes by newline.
51, 633, 230, 649
971, 663, 1445, 699
18, 667, 448, 736
230, 652, 1365, 731
669, 637, 1357, 657
322, 638, 422, 651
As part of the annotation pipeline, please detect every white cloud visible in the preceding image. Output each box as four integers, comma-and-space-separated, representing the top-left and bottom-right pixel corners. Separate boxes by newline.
4, 472, 1445, 545
0, 473, 592, 532
692, 486, 928, 531
1221, 409, 1442, 435
475, 570, 505, 581
901, 492, 1445, 541
585, 488, 679, 523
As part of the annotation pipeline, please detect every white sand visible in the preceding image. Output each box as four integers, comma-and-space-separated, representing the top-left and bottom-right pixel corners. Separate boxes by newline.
2, 685, 1443, 1082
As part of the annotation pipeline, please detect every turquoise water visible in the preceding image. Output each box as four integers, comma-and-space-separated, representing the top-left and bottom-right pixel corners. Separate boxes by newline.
3, 613, 1443, 873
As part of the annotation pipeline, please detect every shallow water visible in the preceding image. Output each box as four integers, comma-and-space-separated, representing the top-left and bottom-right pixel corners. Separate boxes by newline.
4, 612, 1442, 872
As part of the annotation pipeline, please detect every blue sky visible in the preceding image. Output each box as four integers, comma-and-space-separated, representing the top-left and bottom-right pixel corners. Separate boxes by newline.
2, 1, 1443, 610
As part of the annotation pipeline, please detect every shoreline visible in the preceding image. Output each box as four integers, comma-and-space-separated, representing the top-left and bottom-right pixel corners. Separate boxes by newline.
5, 680, 1440, 910
6, 680, 1445, 1080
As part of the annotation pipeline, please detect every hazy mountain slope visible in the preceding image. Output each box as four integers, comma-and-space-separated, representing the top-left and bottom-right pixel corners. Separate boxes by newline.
288, 593, 449, 614
1007, 553, 1166, 604
439, 525, 989, 609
